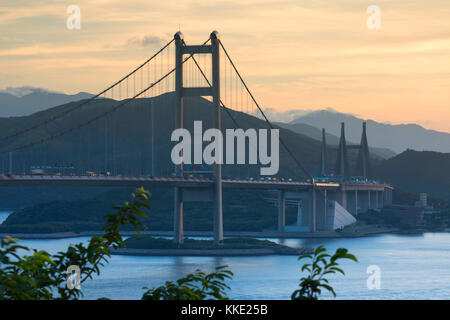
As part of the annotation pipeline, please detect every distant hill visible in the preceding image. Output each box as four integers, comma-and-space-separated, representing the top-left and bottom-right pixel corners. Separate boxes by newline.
275, 121, 396, 160
0, 92, 378, 180
291, 110, 450, 154
374, 149, 450, 200
1, 97, 449, 233
0, 92, 388, 210
0, 87, 93, 117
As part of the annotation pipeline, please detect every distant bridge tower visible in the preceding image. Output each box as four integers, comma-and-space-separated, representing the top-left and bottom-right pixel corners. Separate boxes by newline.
335, 122, 350, 180
173, 31, 223, 245
328, 122, 372, 181
357, 122, 372, 179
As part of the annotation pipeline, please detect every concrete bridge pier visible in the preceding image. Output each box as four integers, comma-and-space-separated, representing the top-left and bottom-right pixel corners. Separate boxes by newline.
383, 188, 393, 205
357, 191, 369, 213
345, 190, 358, 216
374, 191, 379, 210
277, 190, 286, 232
174, 187, 184, 244
309, 189, 328, 230
326, 189, 342, 206
311, 188, 317, 232
321, 189, 328, 229
340, 189, 347, 210
285, 190, 313, 231
378, 190, 384, 208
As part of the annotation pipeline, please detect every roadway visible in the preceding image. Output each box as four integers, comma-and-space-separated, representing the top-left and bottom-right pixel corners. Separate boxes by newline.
0, 174, 392, 191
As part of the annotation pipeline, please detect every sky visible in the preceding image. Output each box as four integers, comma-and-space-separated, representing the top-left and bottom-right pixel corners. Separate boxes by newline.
0, 0, 449, 132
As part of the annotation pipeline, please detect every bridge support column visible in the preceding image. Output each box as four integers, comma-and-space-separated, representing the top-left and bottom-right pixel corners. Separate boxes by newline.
355, 190, 358, 216
278, 190, 286, 232
174, 32, 184, 245
380, 190, 384, 208
375, 191, 379, 210
340, 189, 347, 210
311, 187, 317, 232
323, 189, 328, 229
385, 188, 392, 205
174, 187, 184, 244
296, 200, 302, 225
211, 31, 223, 244
368, 190, 371, 210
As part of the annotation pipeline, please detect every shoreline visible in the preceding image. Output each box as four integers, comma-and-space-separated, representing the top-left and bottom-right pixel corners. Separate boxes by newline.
111, 247, 312, 257
0, 227, 406, 240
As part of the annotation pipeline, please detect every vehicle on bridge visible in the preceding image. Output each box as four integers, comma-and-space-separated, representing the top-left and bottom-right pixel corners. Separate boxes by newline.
31, 169, 45, 175
172, 165, 214, 179
30, 164, 75, 175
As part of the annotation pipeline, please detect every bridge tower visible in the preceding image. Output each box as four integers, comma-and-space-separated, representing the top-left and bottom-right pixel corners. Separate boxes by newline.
335, 122, 350, 181
173, 31, 223, 245
357, 122, 372, 179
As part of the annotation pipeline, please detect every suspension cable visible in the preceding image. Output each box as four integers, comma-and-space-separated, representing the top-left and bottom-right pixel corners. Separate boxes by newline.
0, 39, 209, 155
0, 39, 175, 142
218, 40, 313, 180
186, 43, 242, 130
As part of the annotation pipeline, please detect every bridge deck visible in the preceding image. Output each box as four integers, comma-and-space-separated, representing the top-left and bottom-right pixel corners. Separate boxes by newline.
0, 175, 391, 191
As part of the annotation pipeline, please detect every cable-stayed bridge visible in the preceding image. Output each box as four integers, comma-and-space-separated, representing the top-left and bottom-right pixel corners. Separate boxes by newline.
0, 31, 392, 243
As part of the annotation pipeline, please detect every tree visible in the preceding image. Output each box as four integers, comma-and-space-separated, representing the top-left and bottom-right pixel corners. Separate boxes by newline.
142, 266, 233, 300
291, 245, 358, 300
0, 187, 151, 300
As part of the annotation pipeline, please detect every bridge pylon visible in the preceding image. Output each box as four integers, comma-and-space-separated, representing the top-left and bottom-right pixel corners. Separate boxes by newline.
173, 31, 223, 245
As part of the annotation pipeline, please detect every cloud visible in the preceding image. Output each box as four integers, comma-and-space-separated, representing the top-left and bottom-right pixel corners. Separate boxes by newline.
263, 108, 313, 123
126, 34, 167, 48
1, 0, 449, 132
0, 86, 60, 97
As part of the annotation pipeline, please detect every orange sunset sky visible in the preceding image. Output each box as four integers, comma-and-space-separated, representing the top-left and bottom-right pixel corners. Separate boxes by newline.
0, 0, 449, 132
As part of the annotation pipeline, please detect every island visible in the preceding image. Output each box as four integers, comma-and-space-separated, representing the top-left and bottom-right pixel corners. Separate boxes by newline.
111, 236, 313, 256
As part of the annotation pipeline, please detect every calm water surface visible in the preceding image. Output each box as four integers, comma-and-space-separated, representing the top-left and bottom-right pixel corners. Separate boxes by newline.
2, 211, 450, 300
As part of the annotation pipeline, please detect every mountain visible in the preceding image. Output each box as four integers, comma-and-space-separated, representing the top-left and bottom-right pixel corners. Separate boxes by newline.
1, 97, 449, 233
0, 93, 384, 196
374, 149, 450, 200
291, 110, 450, 154
0, 92, 332, 180
275, 121, 396, 160
0, 87, 94, 117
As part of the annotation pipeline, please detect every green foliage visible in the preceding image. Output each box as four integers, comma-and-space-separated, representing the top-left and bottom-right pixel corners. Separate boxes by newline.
0, 188, 150, 300
291, 245, 358, 300
141, 266, 233, 300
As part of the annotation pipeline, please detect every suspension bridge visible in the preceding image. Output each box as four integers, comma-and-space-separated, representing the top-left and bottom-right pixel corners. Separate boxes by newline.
0, 31, 392, 244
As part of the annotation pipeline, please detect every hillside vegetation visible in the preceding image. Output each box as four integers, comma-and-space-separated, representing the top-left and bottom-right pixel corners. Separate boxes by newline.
0, 187, 298, 233
375, 149, 450, 200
